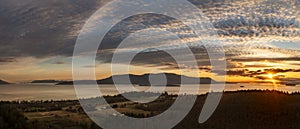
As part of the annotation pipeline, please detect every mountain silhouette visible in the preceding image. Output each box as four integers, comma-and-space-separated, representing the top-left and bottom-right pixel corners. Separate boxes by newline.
31, 80, 61, 83
0, 80, 10, 85
57, 73, 216, 85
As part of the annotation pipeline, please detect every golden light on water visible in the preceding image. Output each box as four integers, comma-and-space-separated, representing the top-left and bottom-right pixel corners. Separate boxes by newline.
267, 73, 278, 90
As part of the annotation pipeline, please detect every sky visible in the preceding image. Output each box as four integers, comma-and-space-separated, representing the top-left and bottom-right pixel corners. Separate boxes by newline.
0, 0, 299, 83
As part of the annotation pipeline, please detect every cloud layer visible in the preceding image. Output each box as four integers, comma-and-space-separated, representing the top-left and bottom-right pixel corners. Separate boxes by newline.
0, 0, 299, 81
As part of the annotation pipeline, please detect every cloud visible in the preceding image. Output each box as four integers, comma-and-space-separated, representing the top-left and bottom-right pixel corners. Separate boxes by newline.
229, 57, 300, 62
0, 0, 299, 75
223, 68, 300, 81
1, 0, 299, 56
264, 68, 299, 74
277, 78, 300, 84
53, 61, 66, 65
243, 64, 272, 68
97, 47, 217, 74
93, 0, 300, 72
0, 0, 109, 58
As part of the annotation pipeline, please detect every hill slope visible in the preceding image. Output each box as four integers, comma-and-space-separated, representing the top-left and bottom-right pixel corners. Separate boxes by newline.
57, 73, 216, 85
0, 80, 10, 85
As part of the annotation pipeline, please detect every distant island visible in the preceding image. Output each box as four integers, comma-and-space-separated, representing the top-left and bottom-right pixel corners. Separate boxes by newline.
31, 80, 62, 83
0, 80, 10, 85
57, 73, 217, 85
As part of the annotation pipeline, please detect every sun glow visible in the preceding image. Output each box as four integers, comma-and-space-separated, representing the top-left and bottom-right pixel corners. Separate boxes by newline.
268, 74, 274, 79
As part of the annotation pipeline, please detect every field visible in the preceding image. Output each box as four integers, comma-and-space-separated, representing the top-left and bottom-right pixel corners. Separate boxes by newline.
1, 90, 300, 129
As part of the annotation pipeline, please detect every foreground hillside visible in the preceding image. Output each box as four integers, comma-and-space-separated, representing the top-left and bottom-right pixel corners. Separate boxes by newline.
1, 90, 300, 129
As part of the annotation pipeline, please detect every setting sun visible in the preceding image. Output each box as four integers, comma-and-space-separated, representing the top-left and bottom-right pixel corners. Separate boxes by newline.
268, 74, 274, 79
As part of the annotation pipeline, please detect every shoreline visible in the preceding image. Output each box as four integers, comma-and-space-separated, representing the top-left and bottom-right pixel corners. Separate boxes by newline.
1, 89, 299, 102
0, 83, 298, 101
